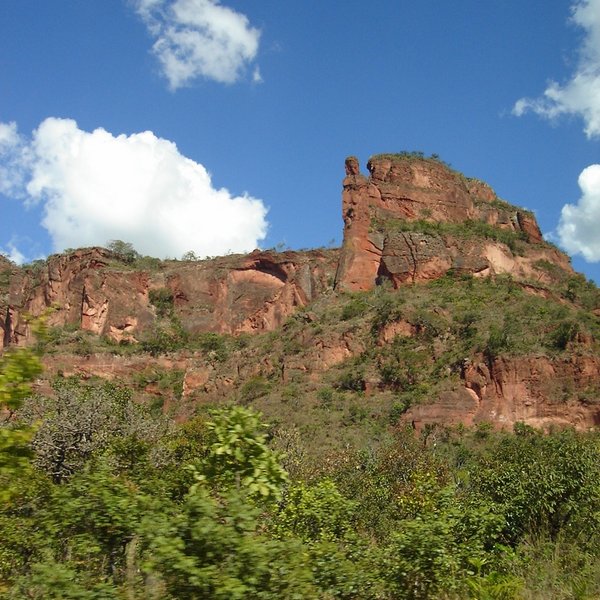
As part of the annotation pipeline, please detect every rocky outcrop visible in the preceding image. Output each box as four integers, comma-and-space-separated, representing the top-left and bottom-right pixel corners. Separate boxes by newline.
1, 152, 596, 434
335, 155, 570, 291
404, 353, 600, 431
2, 154, 575, 346
4, 248, 338, 346
5, 248, 155, 346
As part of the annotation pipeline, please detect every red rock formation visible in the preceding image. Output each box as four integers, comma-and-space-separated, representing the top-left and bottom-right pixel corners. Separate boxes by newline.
335, 155, 570, 291
2, 153, 595, 434
335, 156, 385, 291
4, 247, 338, 346
404, 353, 600, 431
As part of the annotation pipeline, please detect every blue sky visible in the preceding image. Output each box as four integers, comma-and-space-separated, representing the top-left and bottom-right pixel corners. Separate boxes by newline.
1, 0, 600, 283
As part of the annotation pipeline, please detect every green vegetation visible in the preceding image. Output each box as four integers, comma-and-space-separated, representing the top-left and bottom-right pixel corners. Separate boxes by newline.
181, 250, 200, 261
535, 258, 572, 283
371, 217, 528, 253
105, 240, 165, 271
107, 239, 140, 264
148, 287, 175, 318
0, 269, 10, 290
140, 319, 188, 356
369, 150, 454, 170
239, 375, 270, 403
1, 361, 598, 598
341, 295, 370, 320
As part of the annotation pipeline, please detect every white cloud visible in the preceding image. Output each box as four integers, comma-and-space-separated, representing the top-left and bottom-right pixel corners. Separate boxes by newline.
0, 240, 27, 265
0, 117, 268, 259
0, 121, 29, 197
0, 122, 19, 149
252, 66, 263, 84
513, 0, 600, 138
557, 164, 600, 261
134, 0, 261, 89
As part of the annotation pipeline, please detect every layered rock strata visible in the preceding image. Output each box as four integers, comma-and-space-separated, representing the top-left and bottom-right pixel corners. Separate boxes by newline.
335, 155, 571, 291
0, 153, 596, 432
3, 248, 338, 346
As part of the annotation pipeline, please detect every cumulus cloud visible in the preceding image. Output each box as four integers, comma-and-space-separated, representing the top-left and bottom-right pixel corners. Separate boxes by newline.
134, 0, 261, 89
0, 239, 27, 265
0, 122, 19, 149
513, 0, 600, 138
557, 164, 600, 261
0, 117, 268, 259
0, 121, 29, 197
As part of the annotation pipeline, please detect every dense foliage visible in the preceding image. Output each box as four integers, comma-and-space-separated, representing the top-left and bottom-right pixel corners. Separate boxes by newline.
1, 354, 599, 598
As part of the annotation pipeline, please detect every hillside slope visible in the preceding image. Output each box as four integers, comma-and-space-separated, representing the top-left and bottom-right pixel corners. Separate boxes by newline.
1, 154, 598, 439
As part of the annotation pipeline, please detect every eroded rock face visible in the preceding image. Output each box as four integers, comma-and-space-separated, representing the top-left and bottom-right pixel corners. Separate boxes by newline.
4, 248, 338, 346
334, 157, 385, 290
5, 248, 155, 346
335, 156, 571, 291
404, 353, 600, 431
2, 153, 595, 434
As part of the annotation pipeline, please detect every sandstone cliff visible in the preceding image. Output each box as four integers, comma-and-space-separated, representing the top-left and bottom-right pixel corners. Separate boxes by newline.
1, 153, 598, 437
335, 154, 571, 291
4, 248, 338, 346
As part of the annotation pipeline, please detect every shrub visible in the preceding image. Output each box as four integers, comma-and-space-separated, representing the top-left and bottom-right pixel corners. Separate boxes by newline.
469, 429, 600, 543
341, 296, 369, 321
240, 376, 270, 403
371, 295, 404, 334
317, 387, 335, 408
148, 287, 174, 318
106, 240, 139, 264
275, 480, 356, 542
335, 368, 366, 392
194, 332, 229, 361
546, 320, 579, 351
140, 323, 187, 355
389, 400, 410, 423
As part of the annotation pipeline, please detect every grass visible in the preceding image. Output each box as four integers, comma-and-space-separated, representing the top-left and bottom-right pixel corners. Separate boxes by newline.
371, 217, 528, 253
369, 151, 454, 171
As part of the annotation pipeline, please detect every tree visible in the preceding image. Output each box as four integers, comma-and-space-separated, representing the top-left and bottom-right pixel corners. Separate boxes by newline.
140, 490, 315, 599
275, 479, 356, 543
181, 250, 199, 261
189, 406, 288, 502
470, 429, 600, 544
17, 378, 166, 483
0, 324, 44, 503
106, 240, 139, 264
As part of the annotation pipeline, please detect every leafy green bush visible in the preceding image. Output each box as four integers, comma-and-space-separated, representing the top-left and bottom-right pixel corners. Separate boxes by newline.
317, 387, 335, 408
469, 429, 600, 544
378, 338, 429, 391
546, 320, 579, 351
275, 479, 356, 543
193, 332, 230, 361
371, 295, 404, 334
141, 490, 315, 600
341, 296, 369, 321
140, 317, 188, 355
240, 376, 270, 403
335, 367, 365, 392
383, 496, 505, 599
190, 406, 288, 502
389, 400, 410, 423
148, 287, 174, 318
